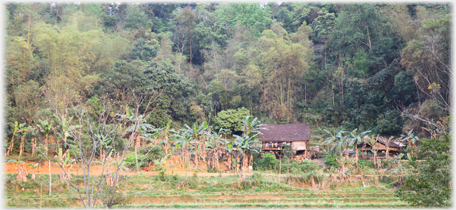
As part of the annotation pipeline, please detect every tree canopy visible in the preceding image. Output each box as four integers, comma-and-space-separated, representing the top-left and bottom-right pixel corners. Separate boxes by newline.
5, 2, 450, 139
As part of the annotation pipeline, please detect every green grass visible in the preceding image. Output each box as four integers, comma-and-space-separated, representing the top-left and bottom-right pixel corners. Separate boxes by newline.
118, 201, 407, 208
4, 172, 407, 208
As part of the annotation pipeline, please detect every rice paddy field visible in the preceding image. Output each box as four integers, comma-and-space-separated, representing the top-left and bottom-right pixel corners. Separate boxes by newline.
4, 170, 407, 208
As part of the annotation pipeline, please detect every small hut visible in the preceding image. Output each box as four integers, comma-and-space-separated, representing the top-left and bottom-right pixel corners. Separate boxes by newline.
357, 136, 406, 157
259, 124, 311, 160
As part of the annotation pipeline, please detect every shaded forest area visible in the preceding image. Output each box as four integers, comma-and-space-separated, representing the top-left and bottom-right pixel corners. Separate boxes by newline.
5, 2, 451, 138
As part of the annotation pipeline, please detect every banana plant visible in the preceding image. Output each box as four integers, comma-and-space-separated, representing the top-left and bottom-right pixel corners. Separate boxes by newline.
7, 121, 21, 155
37, 119, 53, 155
17, 124, 31, 156
340, 131, 352, 160
27, 162, 39, 180
233, 132, 261, 170
322, 129, 346, 155
28, 126, 38, 156
400, 129, 420, 155
55, 147, 74, 182
158, 120, 173, 155
182, 121, 210, 141
205, 128, 229, 170
348, 129, 371, 163
6, 159, 26, 165
220, 138, 235, 170
385, 136, 394, 163
242, 116, 266, 137
369, 135, 379, 168
127, 120, 155, 172
53, 114, 75, 155
181, 121, 210, 168
95, 133, 114, 160
117, 107, 157, 172
172, 133, 193, 165
6, 159, 27, 181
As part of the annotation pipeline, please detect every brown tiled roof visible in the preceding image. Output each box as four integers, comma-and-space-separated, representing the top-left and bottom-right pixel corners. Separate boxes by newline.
362, 136, 406, 148
376, 136, 405, 148
259, 124, 310, 142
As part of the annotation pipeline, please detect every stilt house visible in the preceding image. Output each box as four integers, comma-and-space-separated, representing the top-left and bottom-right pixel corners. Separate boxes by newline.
357, 136, 406, 154
259, 124, 311, 159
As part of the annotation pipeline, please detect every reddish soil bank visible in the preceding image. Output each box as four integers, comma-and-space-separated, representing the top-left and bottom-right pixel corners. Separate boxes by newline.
4, 155, 251, 177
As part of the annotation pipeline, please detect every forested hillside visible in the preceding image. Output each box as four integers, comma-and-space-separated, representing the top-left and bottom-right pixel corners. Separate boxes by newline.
5, 2, 451, 138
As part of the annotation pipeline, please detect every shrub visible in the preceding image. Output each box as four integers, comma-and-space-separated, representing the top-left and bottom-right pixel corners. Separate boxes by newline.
212, 107, 251, 134
100, 184, 131, 208
281, 160, 319, 174
323, 154, 340, 168
253, 153, 279, 171
138, 145, 166, 163
124, 153, 145, 168
254, 153, 319, 174
357, 159, 374, 168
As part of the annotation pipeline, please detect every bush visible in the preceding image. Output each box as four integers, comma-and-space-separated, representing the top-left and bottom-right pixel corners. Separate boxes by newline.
396, 134, 451, 207
138, 145, 166, 163
124, 153, 145, 168
254, 153, 319, 174
212, 107, 251, 134
100, 184, 131, 208
323, 154, 340, 168
237, 172, 263, 190
281, 160, 319, 174
357, 159, 374, 168
253, 153, 279, 171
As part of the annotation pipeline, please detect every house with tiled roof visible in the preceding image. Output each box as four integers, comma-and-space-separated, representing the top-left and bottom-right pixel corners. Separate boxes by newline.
259, 124, 311, 160
357, 136, 406, 154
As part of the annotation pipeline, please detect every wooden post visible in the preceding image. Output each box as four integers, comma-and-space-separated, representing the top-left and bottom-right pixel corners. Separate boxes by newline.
278, 157, 281, 183
40, 164, 42, 208
49, 160, 51, 196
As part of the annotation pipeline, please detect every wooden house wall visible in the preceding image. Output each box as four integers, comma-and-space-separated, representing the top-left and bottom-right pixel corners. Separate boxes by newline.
292, 141, 307, 151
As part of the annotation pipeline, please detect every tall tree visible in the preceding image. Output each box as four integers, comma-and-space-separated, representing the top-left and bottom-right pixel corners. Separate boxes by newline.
143, 61, 194, 127
257, 23, 311, 121
213, 3, 273, 38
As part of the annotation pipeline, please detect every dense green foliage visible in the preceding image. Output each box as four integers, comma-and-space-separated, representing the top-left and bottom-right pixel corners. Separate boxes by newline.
5, 2, 450, 156
9, 3, 451, 208
213, 107, 251, 134
323, 154, 340, 169
253, 153, 319, 174
395, 133, 451, 207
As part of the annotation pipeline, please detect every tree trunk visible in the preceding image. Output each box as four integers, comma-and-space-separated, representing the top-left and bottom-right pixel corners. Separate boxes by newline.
45, 134, 49, 156
32, 138, 36, 156
7, 136, 15, 155
365, 23, 372, 50
345, 142, 349, 160
19, 135, 25, 156
408, 140, 412, 155
249, 153, 253, 169
279, 157, 282, 183
374, 152, 378, 168
49, 160, 51, 196
386, 147, 389, 163
56, 139, 59, 156
135, 134, 140, 172
355, 146, 359, 164
228, 153, 232, 171
164, 133, 169, 155
194, 144, 199, 169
